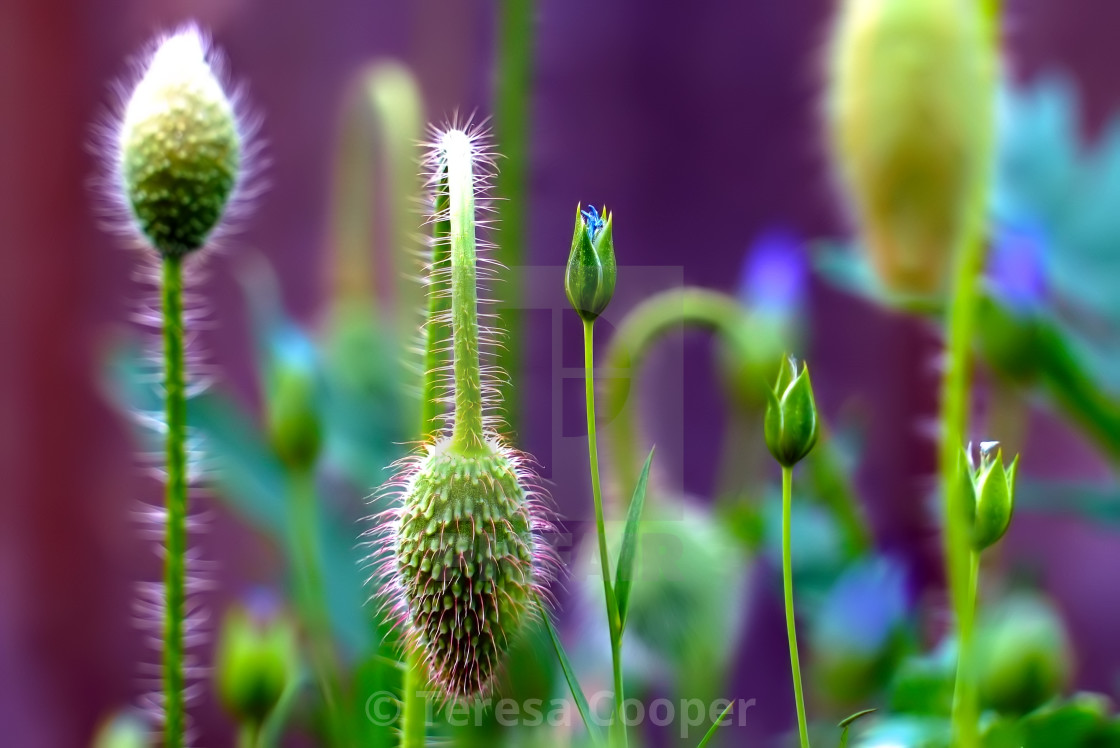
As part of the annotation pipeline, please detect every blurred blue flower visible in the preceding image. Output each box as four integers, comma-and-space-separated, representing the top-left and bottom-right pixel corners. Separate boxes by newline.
816, 557, 909, 656
738, 229, 808, 318
986, 221, 1048, 317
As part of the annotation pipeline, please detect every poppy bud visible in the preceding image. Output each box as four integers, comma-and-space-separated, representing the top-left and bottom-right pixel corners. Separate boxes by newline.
565, 204, 616, 322
765, 356, 820, 468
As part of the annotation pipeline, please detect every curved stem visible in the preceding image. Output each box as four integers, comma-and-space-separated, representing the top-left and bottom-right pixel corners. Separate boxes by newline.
237, 722, 262, 748
443, 132, 485, 453
289, 468, 348, 746
160, 254, 187, 748
782, 466, 810, 748
584, 319, 626, 748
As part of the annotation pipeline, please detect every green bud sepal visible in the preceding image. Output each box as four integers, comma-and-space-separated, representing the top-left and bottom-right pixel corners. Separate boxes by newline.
565, 204, 616, 322
765, 355, 820, 468
965, 441, 1018, 552
214, 600, 300, 728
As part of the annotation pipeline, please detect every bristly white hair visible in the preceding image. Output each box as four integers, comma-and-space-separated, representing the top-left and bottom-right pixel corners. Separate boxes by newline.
90, 22, 266, 262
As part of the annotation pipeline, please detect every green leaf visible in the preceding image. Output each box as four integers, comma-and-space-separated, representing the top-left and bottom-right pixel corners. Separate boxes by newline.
544, 615, 604, 746
615, 447, 654, 631
839, 708, 878, 748
696, 699, 735, 748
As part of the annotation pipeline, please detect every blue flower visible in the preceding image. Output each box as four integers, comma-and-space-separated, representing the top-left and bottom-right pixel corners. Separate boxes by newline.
738, 229, 808, 318
581, 204, 606, 242
987, 221, 1048, 316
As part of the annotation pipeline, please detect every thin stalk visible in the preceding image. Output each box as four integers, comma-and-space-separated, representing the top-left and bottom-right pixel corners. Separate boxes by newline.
952, 551, 982, 737
237, 722, 262, 748
400, 655, 427, 748
944, 5, 1000, 743
161, 254, 187, 748
444, 133, 485, 453
583, 319, 627, 748
289, 469, 347, 746
781, 466, 810, 748
493, 0, 535, 436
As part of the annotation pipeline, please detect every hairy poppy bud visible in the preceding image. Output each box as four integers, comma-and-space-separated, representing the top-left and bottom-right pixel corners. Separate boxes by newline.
565, 204, 616, 321
765, 356, 820, 468
118, 28, 243, 256
826, 0, 996, 296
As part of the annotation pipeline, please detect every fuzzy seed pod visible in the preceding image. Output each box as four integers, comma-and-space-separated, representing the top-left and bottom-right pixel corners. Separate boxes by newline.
827, 0, 996, 296
386, 438, 546, 697
117, 28, 242, 256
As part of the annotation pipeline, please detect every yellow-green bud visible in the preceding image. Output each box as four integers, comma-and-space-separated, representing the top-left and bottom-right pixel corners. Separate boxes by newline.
214, 600, 299, 726
118, 28, 242, 257
565, 204, 616, 322
265, 341, 323, 471
977, 594, 1072, 715
826, 0, 996, 297
92, 713, 150, 748
765, 356, 820, 468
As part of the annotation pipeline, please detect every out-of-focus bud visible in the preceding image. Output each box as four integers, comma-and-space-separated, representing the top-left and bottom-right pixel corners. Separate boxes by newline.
826, 0, 996, 297
266, 331, 323, 471
92, 712, 150, 748
812, 557, 910, 706
719, 230, 808, 411
214, 595, 299, 727
565, 204, 616, 322
765, 356, 820, 468
976, 222, 1048, 382
963, 441, 1018, 552
977, 593, 1072, 715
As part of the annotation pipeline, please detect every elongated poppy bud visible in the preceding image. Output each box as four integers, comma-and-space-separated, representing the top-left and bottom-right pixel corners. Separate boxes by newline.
826, 0, 996, 296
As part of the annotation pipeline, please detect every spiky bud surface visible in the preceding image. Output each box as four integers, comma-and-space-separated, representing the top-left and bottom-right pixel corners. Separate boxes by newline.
389, 437, 543, 698
827, 0, 996, 297
118, 28, 241, 256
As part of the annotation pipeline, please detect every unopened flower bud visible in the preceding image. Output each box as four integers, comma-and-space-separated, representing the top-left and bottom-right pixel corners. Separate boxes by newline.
826, 0, 996, 297
565, 204, 616, 322
765, 356, 820, 467
118, 28, 243, 256
265, 333, 323, 471
214, 597, 299, 727
967, 442, 1018, 552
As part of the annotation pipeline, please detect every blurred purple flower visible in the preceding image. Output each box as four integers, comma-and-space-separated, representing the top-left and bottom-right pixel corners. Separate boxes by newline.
987, 221, 1048, 316
738, 229, 808, 318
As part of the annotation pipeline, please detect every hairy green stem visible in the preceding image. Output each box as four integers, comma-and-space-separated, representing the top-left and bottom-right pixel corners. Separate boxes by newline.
161, 254, 187, 748
583, 319, 627, 748
493, 0, 535, 436
444, 132, 485, 453
421, 166, 452, 437
781, 466, 810, 748
945, 6, 1000, 745
289, 469, 347, 746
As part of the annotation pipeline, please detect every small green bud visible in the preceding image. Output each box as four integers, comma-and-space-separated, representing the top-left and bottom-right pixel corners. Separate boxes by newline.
118, 28, 243, 257
92, 713, 150, 748
266, 350, 323, 471
214, 599, 299, 727
967, 442, 1018, 552
765, 356, 820, 467
565, 204, 616, 321
977, 593, 1071, 715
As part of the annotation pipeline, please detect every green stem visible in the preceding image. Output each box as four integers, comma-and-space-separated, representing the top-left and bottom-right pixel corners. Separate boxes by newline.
952, 551, 982, 739
583, 319, 627, 748
781, 466, 810, 748
400, 651, 427, 748
444, 132, 485, 453
420, 166, 452, 437
237, 722, 262, 748
160, 254, 187, 748
493, 0, 534, 436
289, 469, 348, 746
945, 8, 1000, 746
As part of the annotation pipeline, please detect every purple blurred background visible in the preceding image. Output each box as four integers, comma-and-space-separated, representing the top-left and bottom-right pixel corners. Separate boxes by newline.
3, 0, 1120, 744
